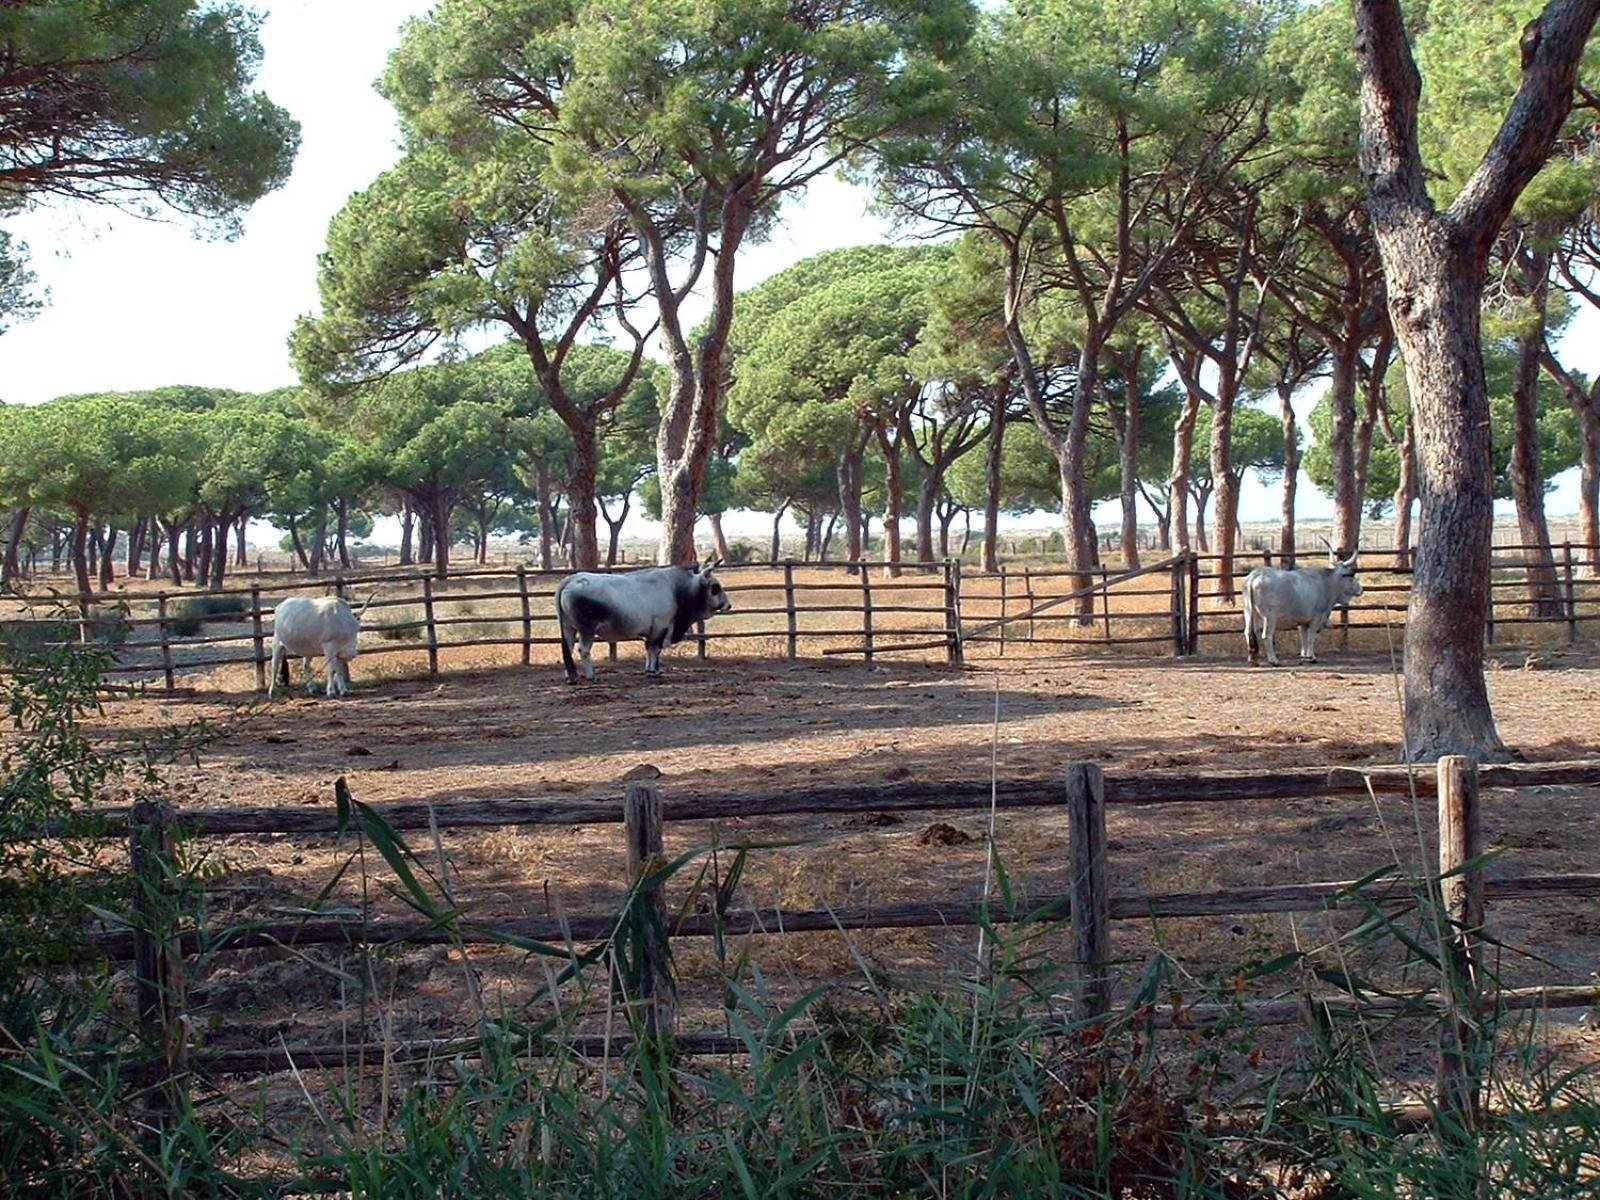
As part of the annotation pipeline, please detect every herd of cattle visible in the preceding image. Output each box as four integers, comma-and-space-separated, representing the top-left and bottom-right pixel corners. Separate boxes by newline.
266, 551, 1365, 696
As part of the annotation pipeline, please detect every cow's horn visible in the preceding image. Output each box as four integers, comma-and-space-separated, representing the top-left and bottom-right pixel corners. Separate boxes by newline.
357, 588, 381, 617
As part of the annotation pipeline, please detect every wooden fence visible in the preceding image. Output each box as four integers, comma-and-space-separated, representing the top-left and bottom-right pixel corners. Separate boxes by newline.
5, 542, 1599, 691
67, 756, 1600, 1129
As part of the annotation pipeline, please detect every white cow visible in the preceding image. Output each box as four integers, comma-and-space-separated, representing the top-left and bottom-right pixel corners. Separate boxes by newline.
556, 561, 732, 682
1243, 549, 1363, 667
267, 593, 373, 698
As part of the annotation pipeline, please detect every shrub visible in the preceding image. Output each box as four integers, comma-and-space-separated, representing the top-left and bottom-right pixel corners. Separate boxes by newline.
169, 593, 249, 636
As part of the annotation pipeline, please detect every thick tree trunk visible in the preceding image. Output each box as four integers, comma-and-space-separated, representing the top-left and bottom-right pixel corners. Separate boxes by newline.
207, 515, 229, 590
431, 492, 450, 579
1057, 357, 1101, 619
707, 512, 732, 563
1208, 395, 1239, 604
1577, 397, 1600, 576
819, 512, 838, 562
336, 499, 352, 569
1193, 489, 1210, 554
125, 517, 145, 578
838, 425, 869, 570
287, 517, 311, 571
194, 523, 212, 588
1327, 343, 1363, 555
167, 523, 183, 586
398, 502, 415, 568
915, 472, 940, 568
982, 398, 1005, 573
568, 426, 602, 570
2, 506, 30, 589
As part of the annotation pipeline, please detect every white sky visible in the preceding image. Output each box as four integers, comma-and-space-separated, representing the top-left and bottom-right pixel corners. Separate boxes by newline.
1, 0, 1591, 546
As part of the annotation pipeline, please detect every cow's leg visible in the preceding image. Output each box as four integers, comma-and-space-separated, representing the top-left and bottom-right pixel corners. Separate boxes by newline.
301, 657, 317, 694
579, 632, 597, 682
268, 639, 284, 698
321, 642, 342, 696
1262, 615, 1282, 666
644, 635, 661, 676
1303, 617, 1326, 663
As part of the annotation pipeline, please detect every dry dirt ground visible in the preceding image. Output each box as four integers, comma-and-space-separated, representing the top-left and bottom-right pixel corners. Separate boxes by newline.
84, 634, 1600, 1123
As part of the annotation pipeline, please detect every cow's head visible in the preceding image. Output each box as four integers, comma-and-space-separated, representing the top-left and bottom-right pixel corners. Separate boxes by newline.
695, 558, 733, 618
1332, 551, 1362, 605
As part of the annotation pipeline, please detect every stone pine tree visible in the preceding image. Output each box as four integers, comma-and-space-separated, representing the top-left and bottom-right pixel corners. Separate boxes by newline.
1351, 0, 1600, 759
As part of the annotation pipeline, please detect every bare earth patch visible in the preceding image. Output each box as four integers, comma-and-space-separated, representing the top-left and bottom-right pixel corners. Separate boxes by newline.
86, 638, 1600, 1120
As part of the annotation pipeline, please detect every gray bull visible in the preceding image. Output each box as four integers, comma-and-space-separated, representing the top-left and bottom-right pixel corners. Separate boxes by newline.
1243, 552, 1363, 666
556, 561, 733, 682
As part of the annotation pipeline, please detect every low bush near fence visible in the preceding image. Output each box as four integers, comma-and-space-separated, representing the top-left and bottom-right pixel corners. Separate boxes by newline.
168, 592, 249, 636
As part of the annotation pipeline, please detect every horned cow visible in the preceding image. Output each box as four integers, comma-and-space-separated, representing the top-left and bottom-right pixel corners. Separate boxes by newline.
268, 593, 373, 698
1243, 549, 1363, 667
556, 561, 733, 683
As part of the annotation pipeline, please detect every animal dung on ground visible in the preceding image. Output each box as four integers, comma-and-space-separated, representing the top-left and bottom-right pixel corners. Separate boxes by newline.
914, 822, 974, 847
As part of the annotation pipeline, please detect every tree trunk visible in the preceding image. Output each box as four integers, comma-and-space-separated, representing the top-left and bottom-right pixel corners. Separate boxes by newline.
819, 512, 838, 561
431, 492, 450, 579
1057, 355, 1101, 619
1193, 488, 1211, 554
125, 516, 146, 578
982, 396, 1005, 573
147, 517, 162, 580
336, 499, 352, 568
287, 517, 311, 571
707, 511, 732, 563
398, 501, 415, 568
770, 502, 789, 565
838, 425, 869, 571
1327, 342, 1363, 555
1113, 364, 1141, 570
1277, 382, 1299, 567
234, 516, 248, 567
568, 425, 602, 570
194, 523, 212, 588
877, 423, 904, 577
207, 515, 229, 590
915, 471, 940, 568
1208, 396, 1239, 604
2, 506, 30, 589
1509, 246, 1561, 615
1577, 392, 1600, 577
1169, 387, 1202, 554
167, 523, 183, 586
70, 512, 93, 600
99, 527, 117, 590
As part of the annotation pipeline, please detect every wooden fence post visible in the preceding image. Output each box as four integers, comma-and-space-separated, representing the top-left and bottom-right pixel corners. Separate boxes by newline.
130, 798, 186, 1120
1186, 553, 1201, 655
250, 585, 266, 693
1024, 566, 1036, 643
998, 567, 1009, 657
944, 559, 964, 666
783, 561, 798, 660
1170, 557, 1186, 657
517, 566, 532, 666
421, 575, 440, 675
1065, 762, 1110, 1022
1485, 575, 1496, 645
1436, 755, 1485, 1138
157, 594, 176, 692
861, 568, 875, 663
1562, 542, 1577, 643
623, 782, 675, 1042
1099, 565, 1112, 642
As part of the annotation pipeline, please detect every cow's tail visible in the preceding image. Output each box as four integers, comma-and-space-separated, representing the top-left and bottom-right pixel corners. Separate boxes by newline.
554, 578, 577, 681
1243, 579, 1259, 664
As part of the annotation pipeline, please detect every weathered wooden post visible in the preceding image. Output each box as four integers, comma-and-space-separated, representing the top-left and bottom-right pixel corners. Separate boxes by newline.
1170, 557, 1186, 657
157, 594, 176, 692
944, 559, 964, 666
1186, 553, 1201, 655
250, 585, 266, 693
860, 568, 875, 662
1024, 566, 1036, 643
623, 782, 675, 1042
1562, 542, 1577, 643
1098, 566, 1112, 642
130, 798, 186, 1121
998, 567, 1009, 657
517, 566, 532, 666
783, 561, 798, 660
1065, 762, 1110, 1022
421, 575, 440, 675
1436, 754, 1485, 1138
